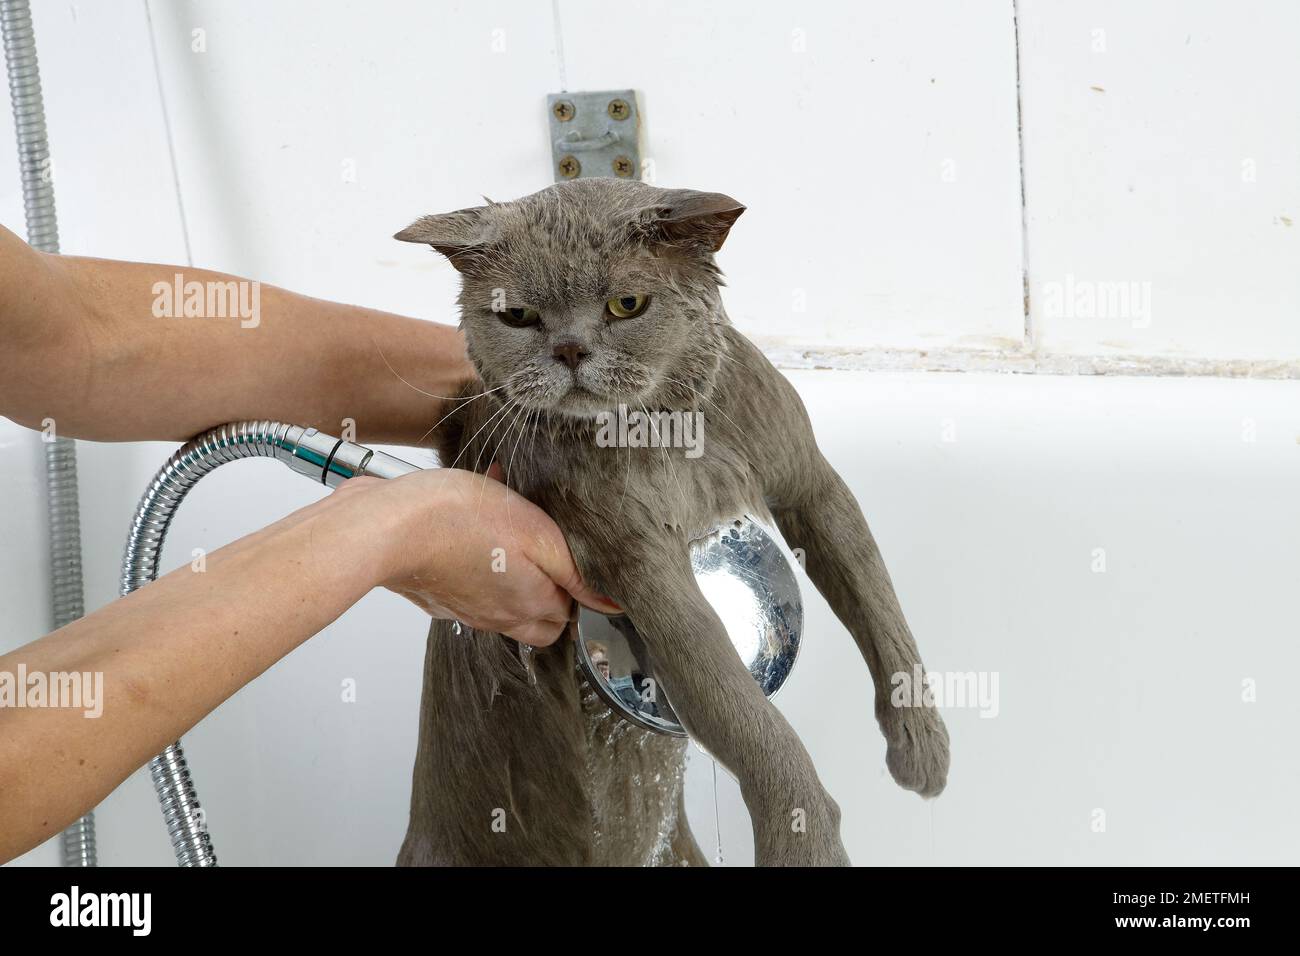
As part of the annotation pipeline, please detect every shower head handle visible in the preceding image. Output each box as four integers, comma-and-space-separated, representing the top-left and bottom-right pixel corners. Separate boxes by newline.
272, 425, 422, 486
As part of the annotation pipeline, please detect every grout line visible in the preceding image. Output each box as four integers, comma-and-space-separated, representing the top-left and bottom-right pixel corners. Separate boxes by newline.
760, 343, 1300, 381
142, 0, 194, 268
550, 0, 568, 92
1011, 0, 1033, 353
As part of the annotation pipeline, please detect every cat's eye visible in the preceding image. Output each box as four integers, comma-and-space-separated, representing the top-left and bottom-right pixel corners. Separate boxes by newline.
499, 306, 541, 328
605, 294, 650, 320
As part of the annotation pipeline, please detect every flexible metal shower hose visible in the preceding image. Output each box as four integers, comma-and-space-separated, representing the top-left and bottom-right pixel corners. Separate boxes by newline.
121, 421, 311, 867
1, 0, 96, 867
122, 420, 420, 865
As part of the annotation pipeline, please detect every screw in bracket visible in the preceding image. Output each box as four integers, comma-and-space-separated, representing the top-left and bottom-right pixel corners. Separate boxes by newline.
607, 98, 631, 120
552, 100, 575, 122
558, 155, 582, 179
612, 156, 634, 178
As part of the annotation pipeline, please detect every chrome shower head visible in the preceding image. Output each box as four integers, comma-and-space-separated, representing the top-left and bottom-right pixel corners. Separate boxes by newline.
575, 516, 804, 737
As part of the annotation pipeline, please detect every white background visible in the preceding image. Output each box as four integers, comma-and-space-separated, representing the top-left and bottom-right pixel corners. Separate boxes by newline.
1, 0, 1297, 866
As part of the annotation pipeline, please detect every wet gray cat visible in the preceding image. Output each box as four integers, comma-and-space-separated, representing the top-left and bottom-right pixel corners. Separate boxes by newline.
393, 178, 948, 866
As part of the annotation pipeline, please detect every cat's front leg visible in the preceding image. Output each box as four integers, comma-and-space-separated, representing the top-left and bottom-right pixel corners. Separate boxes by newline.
572, 526, 850, 866
771, 459, 950, 799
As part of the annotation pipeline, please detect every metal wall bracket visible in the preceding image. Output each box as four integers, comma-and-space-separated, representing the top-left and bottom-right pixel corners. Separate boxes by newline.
547, 89, 644, 183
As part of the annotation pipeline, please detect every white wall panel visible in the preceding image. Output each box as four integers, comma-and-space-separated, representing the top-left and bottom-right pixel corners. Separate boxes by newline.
137, 0, 1025, 350
1019, 0, 1300, 361
556, 0, 1027, 351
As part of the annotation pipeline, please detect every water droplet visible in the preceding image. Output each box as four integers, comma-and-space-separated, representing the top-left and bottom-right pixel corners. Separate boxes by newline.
452, 621, 462, 635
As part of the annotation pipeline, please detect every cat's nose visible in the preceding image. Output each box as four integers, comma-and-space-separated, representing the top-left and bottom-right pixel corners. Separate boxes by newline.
552, 340, 590, 370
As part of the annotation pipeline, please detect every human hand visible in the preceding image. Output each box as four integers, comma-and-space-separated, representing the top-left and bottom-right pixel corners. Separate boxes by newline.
334, 467, 619, 646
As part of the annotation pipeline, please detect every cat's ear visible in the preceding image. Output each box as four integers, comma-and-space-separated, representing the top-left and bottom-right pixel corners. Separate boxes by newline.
394, 205, 494, 274
640, 189, 745, 253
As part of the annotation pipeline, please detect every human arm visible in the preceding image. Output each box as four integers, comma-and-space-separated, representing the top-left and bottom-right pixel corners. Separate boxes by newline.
0, 467, 618, 863
0, 223, 468, 444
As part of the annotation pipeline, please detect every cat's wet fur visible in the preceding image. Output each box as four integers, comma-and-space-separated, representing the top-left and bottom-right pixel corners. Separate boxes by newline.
394, 179, 948, 867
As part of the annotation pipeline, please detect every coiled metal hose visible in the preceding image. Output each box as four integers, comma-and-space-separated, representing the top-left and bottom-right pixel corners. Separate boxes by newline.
122, 422, 301, 867
1, 0, 96, 867
1, 0, 56, 250
124, 421, 419, 865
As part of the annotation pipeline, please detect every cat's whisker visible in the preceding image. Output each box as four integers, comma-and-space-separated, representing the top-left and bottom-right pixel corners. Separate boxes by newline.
472, 397, 519, 478
656, 373, 709, 406
497, 400, 533, 483
444, 395, 517, 473
479, 399, 532, 522
367, 332, 500, 402
659, 374, 744, 435
413, 383, 510, 449
475, 396, 532, 505
710, 345, 743, 371
499, 405, 538, 532
528, 403, 543, 461
475, 382, 543, 476
421, 396, 520, 533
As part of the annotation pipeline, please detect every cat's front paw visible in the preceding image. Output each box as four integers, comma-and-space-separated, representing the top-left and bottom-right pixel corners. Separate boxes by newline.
883, 707, 950, 798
